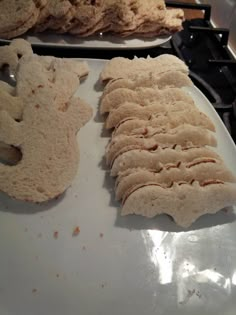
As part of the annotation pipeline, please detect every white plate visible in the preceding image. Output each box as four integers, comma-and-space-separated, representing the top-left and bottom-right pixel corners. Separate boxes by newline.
0, 33, 171, 50
0, 59, 236, 315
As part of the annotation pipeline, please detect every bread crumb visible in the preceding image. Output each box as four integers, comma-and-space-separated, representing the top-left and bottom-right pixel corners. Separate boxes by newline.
35, 104, 40, 109
54, 231, 58, 239
73, 226, 80, 236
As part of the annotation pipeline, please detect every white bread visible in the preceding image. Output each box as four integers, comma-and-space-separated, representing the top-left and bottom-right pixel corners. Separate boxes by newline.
103, 71, 193, 97
121, 181, 236, 228
115, 158, 236, 200
107, 126, 217, 165
105, 101, 196, 129
0, 96, 92, 202
113, 110, 215, 136
15, 54, 89, 113
0, 9, 40, 39
0, 39, 33, 74
110, 146, 221, 176
100, 55, 188, 82
130, 9, 184, 37
34, 0, 72, 32
100, 86, 194, 113
0, 0, 38, 34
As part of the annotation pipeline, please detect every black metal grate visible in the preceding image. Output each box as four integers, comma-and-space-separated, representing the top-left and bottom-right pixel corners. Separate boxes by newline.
167, 1, 236, 142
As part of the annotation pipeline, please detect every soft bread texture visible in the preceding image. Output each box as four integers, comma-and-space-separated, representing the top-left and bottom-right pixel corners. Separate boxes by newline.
130, 8, 184, 37
103, 71, 193, 97
0, 40, 92, 201
100, 54, 236, 227
113, 110, 215, 136
106, 0, 166, 35
0, 11, 39, 39
105, 101, 196, 129
100, 55, 188, 82
121, 182, 236, 228
100, 86, 194, 113
106, 125, 217, 163
34, 0, 72, 32
0, 41, 89, 168
0, 39, 33, 74
110, 147, 221, 176
0, 0, 39, 34
0, 96, 92, 202
115, 158, 236, 200
16, 54, 89, 111
68, 1, 107, 36
0, 0, 183, 39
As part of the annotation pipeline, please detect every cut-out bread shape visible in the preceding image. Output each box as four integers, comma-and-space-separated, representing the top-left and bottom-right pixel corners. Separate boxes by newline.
100, 54, 236, 227
103, 71, 193, 97
16, 54, 89, 111
105, 101, 197, 129
0, 40, 92, 202
0, 0, 184, 39
100, 55, 188, 82
115, 158, 236, 200
130, 8, 184, 37
106, 0, 166, 35
106, 126, 217, 164
0, 39, 33, 74
100, 86, 194, 113
34, 0, 72, 33
0, 96, 92, 202
110, 146, 222, 176
121, 181, 236, 228
113, 110, 215, 136
0, 0, 41, 39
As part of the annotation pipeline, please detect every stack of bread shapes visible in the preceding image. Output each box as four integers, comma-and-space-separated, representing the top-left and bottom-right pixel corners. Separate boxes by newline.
100, 55, 236, 228
0, 39, 92, 202
0, 0, 184, 39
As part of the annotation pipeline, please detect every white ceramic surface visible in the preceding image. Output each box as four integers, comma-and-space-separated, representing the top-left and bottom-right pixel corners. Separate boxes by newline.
0, 59, 236, 315
0, 33, 171, 50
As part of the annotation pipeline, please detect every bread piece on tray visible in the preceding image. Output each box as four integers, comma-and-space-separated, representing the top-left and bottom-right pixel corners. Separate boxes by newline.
115, 158, 236, 200
110, 146, 221, 176
121, 181, 236, 228
103, 71, 193, 97
100, 87, 194, 113
100, 55, 189, 82
105, 101, 197, 129
113, 111, 215, 136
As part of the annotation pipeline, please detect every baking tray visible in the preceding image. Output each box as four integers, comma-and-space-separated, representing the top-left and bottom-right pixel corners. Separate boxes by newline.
0, 59, 236, 315
0, 33, 171, 50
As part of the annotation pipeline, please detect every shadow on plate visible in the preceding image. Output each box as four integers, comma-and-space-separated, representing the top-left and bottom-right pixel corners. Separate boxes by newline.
114, 206, 236, 232
0, 191, 66, 214
98, 153, 236, 232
